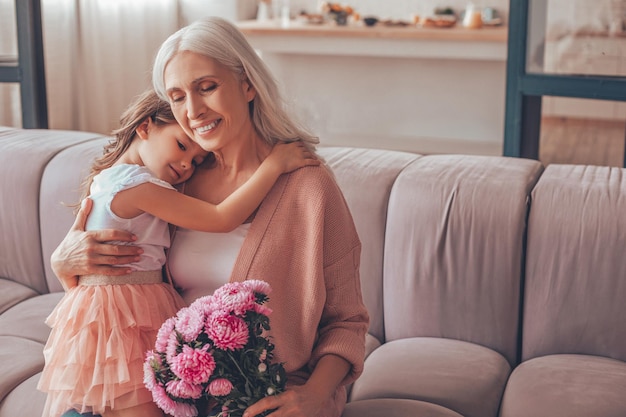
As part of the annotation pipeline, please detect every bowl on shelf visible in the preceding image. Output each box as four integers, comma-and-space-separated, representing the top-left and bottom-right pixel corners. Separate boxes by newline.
363, 16, 378, 26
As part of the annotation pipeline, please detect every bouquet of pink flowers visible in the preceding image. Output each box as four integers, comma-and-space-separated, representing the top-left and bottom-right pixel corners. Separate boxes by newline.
144, 280, 286, 417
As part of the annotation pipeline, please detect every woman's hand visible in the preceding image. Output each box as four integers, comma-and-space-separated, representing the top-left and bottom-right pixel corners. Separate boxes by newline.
50, 198, 142, 290
243, 355, 350, 417
242, 385, 326, 417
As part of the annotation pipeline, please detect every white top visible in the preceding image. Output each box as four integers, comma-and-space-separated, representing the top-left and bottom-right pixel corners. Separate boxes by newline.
168, 223, 251, 304
86, 164, 175, 271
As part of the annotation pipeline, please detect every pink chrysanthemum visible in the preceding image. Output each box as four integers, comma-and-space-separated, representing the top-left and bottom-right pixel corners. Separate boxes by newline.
148, 380, 179, 416
212, 282, 256, 315
155, 317, 176, 352
175, 307, 205, 342
206, 311, 249, 351
170, 345, 216, 385
189, 295, 218, 317
144, 280, 281, 417
165, 328, 180, 361
166, 379, 204, 400
242, 279, 272, 296
208, 378, 234, 397
171, 402, 199, 417
253, 303, 273, 316
143, 353, 159, 391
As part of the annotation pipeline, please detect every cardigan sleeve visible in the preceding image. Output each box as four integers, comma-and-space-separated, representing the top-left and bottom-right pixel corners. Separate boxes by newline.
308, 171, 370, 386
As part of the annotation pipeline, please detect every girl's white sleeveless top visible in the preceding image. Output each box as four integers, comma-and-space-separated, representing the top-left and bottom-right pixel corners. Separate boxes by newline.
86, 164, 174, 272
167, 223, 251, 305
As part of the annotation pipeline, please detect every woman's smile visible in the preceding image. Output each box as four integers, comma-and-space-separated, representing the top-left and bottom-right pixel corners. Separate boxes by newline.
195, 118, 221, 135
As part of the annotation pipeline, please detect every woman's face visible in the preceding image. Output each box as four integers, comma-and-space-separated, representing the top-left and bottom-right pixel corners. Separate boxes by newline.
163, 51, 256, 153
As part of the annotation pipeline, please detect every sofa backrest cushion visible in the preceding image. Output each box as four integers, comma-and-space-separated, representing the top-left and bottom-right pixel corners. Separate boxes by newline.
0, 128, 106, 294
319, 147, 420, 343
383, 155, 543, 366
523, 164, 626, 362
40, 138, 110, 292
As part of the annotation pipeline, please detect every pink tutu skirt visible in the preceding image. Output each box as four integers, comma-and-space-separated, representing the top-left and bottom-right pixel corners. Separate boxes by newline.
38, 272, 187, 417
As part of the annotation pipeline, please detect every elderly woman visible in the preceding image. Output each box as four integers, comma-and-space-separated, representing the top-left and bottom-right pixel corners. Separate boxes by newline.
52, 16, 368, 417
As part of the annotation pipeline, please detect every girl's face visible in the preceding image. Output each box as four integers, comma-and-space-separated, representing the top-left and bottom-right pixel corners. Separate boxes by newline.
138, 121, 208, 185
163, 51, 257, 152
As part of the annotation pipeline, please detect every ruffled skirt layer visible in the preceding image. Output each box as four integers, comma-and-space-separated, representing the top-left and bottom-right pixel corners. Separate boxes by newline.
38, 281, 186, 417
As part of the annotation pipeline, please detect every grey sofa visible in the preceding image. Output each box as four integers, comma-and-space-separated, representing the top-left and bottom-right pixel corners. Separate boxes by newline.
1, 126, 625, 417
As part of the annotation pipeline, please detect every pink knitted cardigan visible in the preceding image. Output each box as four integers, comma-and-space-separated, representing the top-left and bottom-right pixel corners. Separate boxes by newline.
232, 164, 369, 415
169, 164, 369, 416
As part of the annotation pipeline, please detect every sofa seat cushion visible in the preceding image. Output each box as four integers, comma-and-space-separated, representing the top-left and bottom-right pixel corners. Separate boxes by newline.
343, 398, 463, 417
0, 336, 45, 403
0, 292, 60, 413
0, 292, 63, 343
499, 354, 626, 417
350, 337, 511, 417
0, 372, 46, 417
0, 278, 39, 315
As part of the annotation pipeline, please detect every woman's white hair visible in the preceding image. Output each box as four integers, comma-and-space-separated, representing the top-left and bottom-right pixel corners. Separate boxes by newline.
152, 16, 319, 150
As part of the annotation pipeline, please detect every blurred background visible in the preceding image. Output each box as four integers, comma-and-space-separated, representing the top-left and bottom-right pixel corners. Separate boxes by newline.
1, 0, 625, 166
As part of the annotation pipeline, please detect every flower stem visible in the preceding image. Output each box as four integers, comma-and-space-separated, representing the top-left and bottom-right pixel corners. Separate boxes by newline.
227, 351, 254, 393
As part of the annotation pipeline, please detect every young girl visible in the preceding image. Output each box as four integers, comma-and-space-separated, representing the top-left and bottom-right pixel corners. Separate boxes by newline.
37, 89, 318, 417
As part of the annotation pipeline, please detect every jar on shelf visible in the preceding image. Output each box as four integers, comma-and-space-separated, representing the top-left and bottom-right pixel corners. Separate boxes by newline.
463, 4, 483, 29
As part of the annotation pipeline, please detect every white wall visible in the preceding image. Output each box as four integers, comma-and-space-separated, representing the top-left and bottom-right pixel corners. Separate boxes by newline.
247, 30, 507, 155
0, 0, 517, 133
179, 0, 258, 25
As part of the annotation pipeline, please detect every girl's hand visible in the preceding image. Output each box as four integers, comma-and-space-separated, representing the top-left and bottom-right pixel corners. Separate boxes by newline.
50, 198, 142, 290
267, 141, 320, 174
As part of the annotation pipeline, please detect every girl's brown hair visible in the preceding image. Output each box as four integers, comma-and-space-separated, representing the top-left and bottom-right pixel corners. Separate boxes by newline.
77, 89, 177, 209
